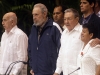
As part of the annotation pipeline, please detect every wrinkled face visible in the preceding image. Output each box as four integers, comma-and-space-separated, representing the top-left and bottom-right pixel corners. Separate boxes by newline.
81, 28, 92, 43
64, 12, 78, 31
53, 6, 64, 24
80, 0, 94, 13
32, 7, 46, 26
2, 14, 13, 32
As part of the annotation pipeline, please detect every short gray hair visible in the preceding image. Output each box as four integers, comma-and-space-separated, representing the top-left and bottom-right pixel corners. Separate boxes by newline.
33, 3, 48, 14
64, 8, 79, 18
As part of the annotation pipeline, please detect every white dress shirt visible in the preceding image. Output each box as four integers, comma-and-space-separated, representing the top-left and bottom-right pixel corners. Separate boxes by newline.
55, 23, 83, 75
97, 11, 100, 17
0, 26, 28, 75
77, 40, 100, 75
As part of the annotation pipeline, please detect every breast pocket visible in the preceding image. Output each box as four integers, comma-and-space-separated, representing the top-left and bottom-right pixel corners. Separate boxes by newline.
8, 42, 17, 53
71, 38, 82, 48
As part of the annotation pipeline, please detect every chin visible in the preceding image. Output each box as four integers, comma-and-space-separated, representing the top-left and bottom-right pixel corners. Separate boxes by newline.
81, 39, 85, 42
34, 23, 40, 26
81, 10, 86, 13
36, 24, 40, 26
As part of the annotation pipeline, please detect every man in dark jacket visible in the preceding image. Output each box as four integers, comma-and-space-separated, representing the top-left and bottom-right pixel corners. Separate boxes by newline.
79, 0, 100, 46
28, 3, 62, 75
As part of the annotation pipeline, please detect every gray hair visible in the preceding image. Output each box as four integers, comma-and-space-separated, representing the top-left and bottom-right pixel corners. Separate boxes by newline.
64, 8, 79, 18
33, 3, 48, 14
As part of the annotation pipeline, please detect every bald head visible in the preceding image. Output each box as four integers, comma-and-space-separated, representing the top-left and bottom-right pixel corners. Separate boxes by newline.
2, 12, 17, 33
5, 12, 17, 24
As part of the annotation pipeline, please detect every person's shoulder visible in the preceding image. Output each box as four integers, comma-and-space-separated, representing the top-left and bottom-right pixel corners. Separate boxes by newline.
92, 44, 100, 48
89, 14, 100, 25
1, 32, 6, 38
15, 27, 27, 36
90, 44, 100, 55
53, 22, 62, 33
53, 22, 60, 28
78, 23, 82, 32
91, 13, 100, 20
46, 18, 62, 33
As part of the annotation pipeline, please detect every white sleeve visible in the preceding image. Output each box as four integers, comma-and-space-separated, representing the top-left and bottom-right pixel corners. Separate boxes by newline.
55, 46, 62, 74
13, 34, 28, 75
90, 45, 100, 65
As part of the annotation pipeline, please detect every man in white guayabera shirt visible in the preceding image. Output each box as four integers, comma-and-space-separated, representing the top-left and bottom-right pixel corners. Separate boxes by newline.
0, 12, 28, 75
53, 8, 83, 75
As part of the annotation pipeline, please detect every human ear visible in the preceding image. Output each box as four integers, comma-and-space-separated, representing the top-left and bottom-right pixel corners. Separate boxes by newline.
90, 33, 93, 39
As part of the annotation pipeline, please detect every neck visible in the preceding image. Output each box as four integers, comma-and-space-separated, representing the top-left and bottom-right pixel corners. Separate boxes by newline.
83, 10, 94, 18
58, 22, 64, 28
83, 40, 90, 48
6, 29, 10, 34
40, 17, 48, 27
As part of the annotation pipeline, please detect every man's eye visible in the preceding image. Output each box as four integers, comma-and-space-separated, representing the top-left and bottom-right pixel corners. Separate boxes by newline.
56, 12, 60, 14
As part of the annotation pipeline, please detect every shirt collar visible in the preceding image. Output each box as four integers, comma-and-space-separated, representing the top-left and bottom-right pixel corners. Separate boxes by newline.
82, 13, 93, 19
5, 25, 17, 34
66, 23, 81, 32
81, 13, 93, 25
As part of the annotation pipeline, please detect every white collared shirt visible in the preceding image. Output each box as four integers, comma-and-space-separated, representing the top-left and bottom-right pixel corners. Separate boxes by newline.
63, 25, 66, 30
97, 11, 100, 17
55, 23, 83, 75
0, 25, 28, 75
77, 40, 100, 75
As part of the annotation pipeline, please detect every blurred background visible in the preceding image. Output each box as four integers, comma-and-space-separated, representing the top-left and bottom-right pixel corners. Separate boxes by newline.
0, 0, 80, 39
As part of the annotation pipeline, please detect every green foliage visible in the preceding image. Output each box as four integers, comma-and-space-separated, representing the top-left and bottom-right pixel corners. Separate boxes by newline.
11, 3, 34, 11
10, 3, 34, 36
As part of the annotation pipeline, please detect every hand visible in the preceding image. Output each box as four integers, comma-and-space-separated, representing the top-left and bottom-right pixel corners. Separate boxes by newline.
53, 73, 59, 75
90, 38, 100, 47
30, 70, 34, 75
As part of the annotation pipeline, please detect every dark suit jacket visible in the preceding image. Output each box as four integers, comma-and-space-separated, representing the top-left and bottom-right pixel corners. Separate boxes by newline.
79, 13, 100, 39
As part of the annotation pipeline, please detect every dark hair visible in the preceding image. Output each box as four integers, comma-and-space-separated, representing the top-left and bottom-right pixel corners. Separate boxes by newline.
83, 22, 98, 39
96, 0, 100, 7
86, 0, 96, 10
54, 5, 67, 14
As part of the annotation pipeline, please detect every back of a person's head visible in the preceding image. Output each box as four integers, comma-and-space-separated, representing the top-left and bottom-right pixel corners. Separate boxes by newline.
83, 22, 98, 39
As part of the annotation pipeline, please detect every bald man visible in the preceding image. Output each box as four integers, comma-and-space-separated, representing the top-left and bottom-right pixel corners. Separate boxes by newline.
0, 12, 28, 75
